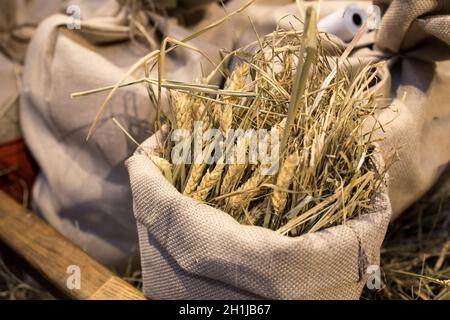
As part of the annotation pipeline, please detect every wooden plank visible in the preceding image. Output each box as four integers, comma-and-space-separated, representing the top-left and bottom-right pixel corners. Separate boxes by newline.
0, 190, 145, 300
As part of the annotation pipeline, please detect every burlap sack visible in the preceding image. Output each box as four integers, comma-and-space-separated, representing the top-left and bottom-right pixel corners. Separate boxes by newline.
20, 1, 233, 269
0, 54, 21, 145
0, 0, 66, 145
1, 0, 113, 144
371, 0, 450, 217
126, 127, 392, 299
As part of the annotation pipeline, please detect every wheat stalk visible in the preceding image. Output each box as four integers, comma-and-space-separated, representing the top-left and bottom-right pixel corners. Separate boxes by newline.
272, 152, 300, 215
220, 137, 250, 194
216, 63, 250, 134
174, 92, 192, 130
183, 138, 218, 196
183, 164, 205, 196
220, 105, 233, 135
192, 98, 211, 133
245, 202, 265, 225
149, 154, 171, 173
191, 160, 226, 202
228, 171, 264, 209
220, 164, 245, 195
226, 63, 250, 96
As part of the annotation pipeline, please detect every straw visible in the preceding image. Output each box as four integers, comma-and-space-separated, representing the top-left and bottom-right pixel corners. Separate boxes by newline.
142, 7, 387, 235
79, 4, 387, 236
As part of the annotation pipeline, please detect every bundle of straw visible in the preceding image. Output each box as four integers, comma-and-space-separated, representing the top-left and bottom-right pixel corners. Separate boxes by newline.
75, 6, 387, 237
143, 8, 386, 236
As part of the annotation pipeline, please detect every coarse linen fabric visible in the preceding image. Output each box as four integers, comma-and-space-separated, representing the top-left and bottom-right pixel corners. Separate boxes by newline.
371, 0, 450, 216
0, 53, 21, 145
0, 0, 64, 144
1, 0, 110, 145
20, 1, 233, 269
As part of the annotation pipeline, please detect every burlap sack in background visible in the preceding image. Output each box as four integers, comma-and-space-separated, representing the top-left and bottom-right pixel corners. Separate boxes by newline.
126, 128, 392, 300
371, 0, 450, 217
0, 0, 63, 145
0, 0, 63, 64
0, 0, 112, 144
19, 1, 233, 269
0, 54, 21, 145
